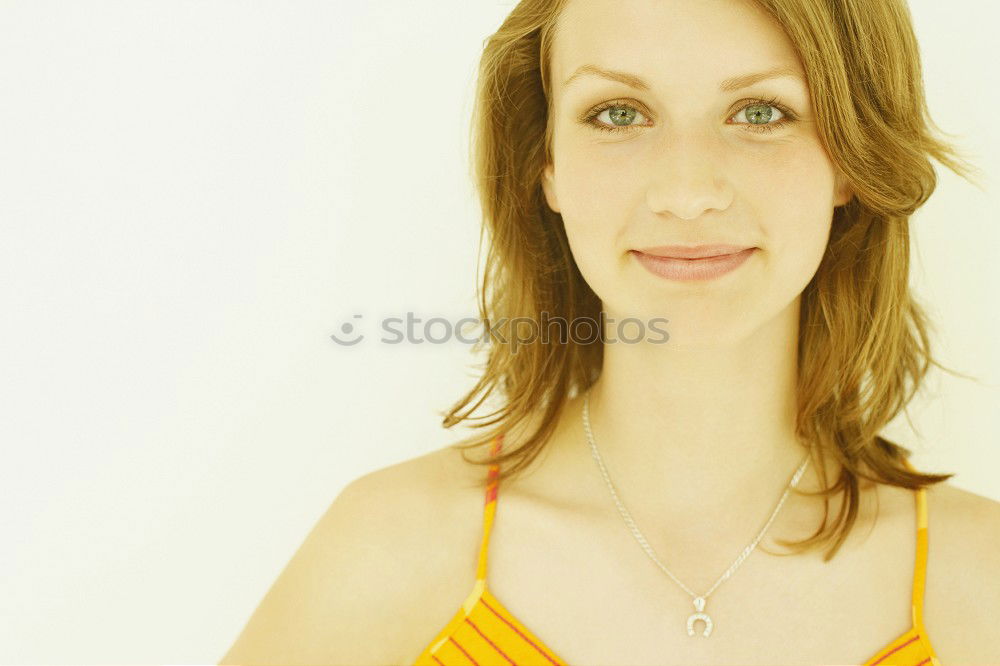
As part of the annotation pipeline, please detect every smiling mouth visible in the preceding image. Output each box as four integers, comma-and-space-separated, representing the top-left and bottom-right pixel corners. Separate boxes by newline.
631, 247, 756, 281
634, 244, 756, 259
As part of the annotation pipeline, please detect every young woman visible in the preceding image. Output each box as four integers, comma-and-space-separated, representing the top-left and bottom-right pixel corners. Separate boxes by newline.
221, 0, 999, 664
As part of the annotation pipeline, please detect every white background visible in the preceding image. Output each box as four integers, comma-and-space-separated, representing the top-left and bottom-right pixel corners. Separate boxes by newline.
0, 1, 996, 663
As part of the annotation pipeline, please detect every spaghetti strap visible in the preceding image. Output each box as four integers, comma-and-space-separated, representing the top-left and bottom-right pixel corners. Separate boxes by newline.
911, 484, 929, 628
474, 433, 505, 582
900, 456, 930, 629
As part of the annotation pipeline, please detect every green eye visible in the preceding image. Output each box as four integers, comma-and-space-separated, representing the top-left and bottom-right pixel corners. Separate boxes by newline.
742, 103, 775, 125
606, 105, 639, 127
584, 96, 796, 135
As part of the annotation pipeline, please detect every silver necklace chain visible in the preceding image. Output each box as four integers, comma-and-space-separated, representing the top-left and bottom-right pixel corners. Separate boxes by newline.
581, 390, 811, 637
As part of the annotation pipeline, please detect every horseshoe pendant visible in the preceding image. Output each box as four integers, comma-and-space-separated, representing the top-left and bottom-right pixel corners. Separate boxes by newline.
685, 596, 714, 637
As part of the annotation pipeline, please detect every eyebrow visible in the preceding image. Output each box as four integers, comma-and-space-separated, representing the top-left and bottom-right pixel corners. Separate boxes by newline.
562, 64, 804, 92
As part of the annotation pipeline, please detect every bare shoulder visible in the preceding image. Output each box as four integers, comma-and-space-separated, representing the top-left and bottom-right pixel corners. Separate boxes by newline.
219, 444, 490, 666
922, 481, 1000, 663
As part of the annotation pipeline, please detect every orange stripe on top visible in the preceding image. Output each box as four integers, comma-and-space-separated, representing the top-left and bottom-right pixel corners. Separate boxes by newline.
414, 435, 940, 666
473, 434, 502, 583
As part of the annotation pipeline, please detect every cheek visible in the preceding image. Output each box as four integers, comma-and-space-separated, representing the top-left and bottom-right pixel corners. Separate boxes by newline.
553, 143, 638, 268
744, 146, 836, 287
556, 142, 637, 225
738, 139, 836, 212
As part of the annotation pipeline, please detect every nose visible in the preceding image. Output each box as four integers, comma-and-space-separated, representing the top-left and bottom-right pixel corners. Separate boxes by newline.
645, 131, 733, 221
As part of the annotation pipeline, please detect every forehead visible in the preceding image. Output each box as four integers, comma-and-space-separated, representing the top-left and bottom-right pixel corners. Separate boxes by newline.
550, 0, 805, 94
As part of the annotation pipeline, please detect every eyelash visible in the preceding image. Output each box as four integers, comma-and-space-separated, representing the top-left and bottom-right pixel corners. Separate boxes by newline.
581, 96, 797, 134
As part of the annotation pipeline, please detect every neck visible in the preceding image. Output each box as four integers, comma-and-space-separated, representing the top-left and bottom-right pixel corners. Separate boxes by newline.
527, 305, 844, 536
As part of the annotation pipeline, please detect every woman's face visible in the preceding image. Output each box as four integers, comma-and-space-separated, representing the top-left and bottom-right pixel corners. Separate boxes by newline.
541, 0, 852, 348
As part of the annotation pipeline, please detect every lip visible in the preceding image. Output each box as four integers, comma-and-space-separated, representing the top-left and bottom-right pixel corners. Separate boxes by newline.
636, 244, 753, 259
631, 246, 756, 281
